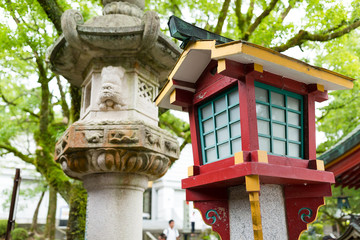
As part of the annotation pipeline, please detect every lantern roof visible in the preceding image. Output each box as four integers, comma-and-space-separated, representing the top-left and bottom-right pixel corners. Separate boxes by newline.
155, 40, 355, 110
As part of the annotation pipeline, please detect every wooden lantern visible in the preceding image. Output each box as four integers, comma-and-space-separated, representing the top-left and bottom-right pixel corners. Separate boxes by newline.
155, 40, 354, 240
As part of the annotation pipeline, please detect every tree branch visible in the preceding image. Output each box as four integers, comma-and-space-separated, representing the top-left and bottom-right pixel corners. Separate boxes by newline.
235, 0, 245, 32
0, 142, 35, 164
245, 0, 255, 26
0, 91, 39, 118
36, 0, 64, 34
273, 19, 360, 52
214, 0, 231, 35
243, 0, 280, 40
56, 76, 70, 121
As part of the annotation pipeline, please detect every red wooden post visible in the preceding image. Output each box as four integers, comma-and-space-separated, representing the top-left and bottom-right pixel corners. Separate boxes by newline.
189, 105, 203, 166
239, 72, 260, 151
305, 93, 316, 160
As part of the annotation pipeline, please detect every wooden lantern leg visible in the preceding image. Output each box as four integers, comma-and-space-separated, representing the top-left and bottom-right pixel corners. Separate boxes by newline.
249, 191, 263, 240
245, 175, 264, 240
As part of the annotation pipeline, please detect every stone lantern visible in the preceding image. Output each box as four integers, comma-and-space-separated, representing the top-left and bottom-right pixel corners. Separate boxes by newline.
155, 18, 355, 240
47, 1, 180, 239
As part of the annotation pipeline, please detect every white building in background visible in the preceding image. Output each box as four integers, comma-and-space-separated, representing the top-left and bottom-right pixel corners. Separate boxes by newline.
0, 131, 208, 237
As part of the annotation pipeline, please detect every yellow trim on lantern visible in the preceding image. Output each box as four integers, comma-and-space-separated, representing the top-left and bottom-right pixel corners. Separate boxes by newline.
245, 175, 260, 192
316, 160, 325, 171
240, 44, 353, 89
211, 41, 354, 89
257, 150, 268, 163
170, 89, 176, 104
249, 191, 264, 240
245, 175, 263, 240
217, 59, 226, 73
254, 63, 263, 73
317, 84, 325, 92
234, 151, 244, 164
155, 40, 354, 110
188, 166, 194, 177
155, 80, 173, 106
148, 181, 153, 188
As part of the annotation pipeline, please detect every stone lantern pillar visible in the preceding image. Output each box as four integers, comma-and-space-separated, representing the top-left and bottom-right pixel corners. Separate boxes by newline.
47, 1, 180, 239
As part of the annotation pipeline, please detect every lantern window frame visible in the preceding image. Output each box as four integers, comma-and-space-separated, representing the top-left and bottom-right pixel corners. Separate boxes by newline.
198, 87, 241, 164
255, 81, 304, 159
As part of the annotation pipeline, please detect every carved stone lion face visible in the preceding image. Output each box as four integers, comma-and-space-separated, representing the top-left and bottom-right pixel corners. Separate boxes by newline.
97, 66, 126, 110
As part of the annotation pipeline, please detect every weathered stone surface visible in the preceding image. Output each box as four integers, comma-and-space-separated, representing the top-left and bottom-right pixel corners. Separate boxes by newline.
84, 173, 148, 240
55, 121, 179, 180
56, 121, 178, 160
229, 184, 288, 240
47, 0, 180, 87
50, 1, 180, 239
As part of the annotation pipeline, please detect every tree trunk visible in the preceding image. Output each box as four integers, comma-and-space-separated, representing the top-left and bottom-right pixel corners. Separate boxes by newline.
70, 84, 81, 123
44, 186, 57, 239
30, 189, 46, 234
66, 181, 87, 240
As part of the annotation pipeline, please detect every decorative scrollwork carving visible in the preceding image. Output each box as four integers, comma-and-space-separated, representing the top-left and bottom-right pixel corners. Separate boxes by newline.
164, 140, 178, 154
102, 1, 143, 18
109, 131, 138, 144
59, 149, 170, 180
206, 209, 220, 225
84, 132, 104, 143
298, 207, 313, 223
139, 11, 159, 52
61, 9, 85, 50
145, 129, 161, 147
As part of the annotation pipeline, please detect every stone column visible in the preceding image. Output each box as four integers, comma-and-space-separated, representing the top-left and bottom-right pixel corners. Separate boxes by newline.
48, 0, 181, 239
84, 173, 147, 239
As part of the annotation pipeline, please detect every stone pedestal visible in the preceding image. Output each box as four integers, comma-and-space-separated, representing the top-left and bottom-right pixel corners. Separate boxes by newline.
84, 173, 147, 240
229, 185, 288, 240
48, 0, 181, 238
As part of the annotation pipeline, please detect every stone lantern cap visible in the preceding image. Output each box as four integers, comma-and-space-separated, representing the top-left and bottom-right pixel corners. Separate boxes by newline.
46, 0, 181, 87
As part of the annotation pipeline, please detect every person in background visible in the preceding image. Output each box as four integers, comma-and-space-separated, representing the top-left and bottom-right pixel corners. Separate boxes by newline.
163, 219, 180, 240
158, 233, 167, 240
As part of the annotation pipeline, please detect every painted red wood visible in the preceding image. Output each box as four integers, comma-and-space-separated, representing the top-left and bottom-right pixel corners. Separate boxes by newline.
182, 161, 335, 189
239, 73, 259, 151
188, 105, 203, 166
304, 93, 317, 160
194, 200, 230, 240
186, 188, 228, 201
284, 184, 332, 199
338, 165, 360, 188
255, 71, 308, 95
217, 59, 247, 79
308, 84, 328, 102
284, 184, 331, 240
268, 155, 309, 168
191, 153, 310, 175
286, 197, 325, 240
170, 88, 193, 107
172, 79, 196, 89
193, 77, 238, 105
195, 60, 222, 92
